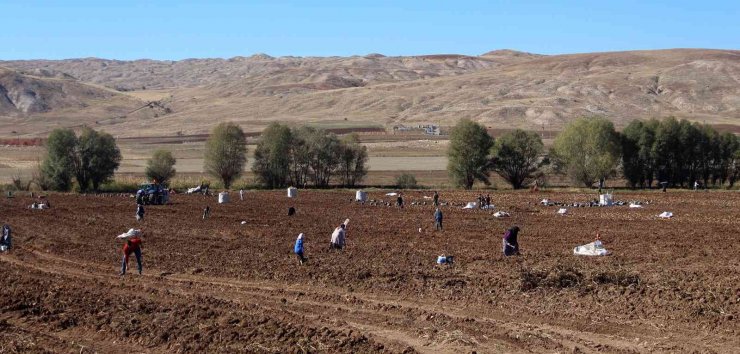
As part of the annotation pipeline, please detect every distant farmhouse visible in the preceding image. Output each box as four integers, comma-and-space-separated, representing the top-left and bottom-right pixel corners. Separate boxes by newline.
392, 124, 441, 135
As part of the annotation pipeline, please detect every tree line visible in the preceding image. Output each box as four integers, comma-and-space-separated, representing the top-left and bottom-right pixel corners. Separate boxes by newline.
38, 118, 738, 192
447, 117, 740, 190
252, 122, 368, 188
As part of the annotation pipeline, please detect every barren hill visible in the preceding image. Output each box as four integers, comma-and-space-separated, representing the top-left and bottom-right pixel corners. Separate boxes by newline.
0, 66, 168, 136
2, 53, 511, 91
1, 49, 739, 137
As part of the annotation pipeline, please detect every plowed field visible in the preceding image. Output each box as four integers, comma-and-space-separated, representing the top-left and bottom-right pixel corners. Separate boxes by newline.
1, 190, 738, 353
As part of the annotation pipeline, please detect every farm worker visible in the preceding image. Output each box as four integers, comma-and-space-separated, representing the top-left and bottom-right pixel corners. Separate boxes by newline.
1, 224, 11, 251
202, 206, 210, 219
240, 189, 244, 201
433, 191, 439, 206
694, 180, 699, 191
502, 226, 520, 256
330, 224, 346, 250
294, 233, 306, 265
396, 194, 404, 208
434, 208, 443, 231
120, 232, 143, 275
485, 194, 491, 208
136, 204, 145, 222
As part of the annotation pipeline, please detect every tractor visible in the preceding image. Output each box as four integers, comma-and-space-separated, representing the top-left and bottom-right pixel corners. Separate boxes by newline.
136, 182, 169, 205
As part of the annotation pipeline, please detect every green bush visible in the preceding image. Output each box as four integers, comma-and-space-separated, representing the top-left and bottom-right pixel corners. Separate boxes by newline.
395, 173, 418, 189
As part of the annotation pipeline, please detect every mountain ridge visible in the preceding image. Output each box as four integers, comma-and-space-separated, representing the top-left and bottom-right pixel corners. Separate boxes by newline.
1, 48, 738, 137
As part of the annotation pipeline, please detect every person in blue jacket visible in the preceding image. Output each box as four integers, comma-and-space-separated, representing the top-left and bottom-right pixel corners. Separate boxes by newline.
434, 208, 443, 231
294, 233, 306, 265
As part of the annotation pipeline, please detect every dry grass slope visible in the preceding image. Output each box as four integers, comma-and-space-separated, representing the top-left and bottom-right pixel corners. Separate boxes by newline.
1, 49, 738, 137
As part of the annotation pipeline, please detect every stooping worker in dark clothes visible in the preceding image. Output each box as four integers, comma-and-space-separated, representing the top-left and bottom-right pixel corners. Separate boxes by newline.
1, 223, 12, 251
502, 226, 521, 256
136, 203, 145, 222
120, 231, 144, 275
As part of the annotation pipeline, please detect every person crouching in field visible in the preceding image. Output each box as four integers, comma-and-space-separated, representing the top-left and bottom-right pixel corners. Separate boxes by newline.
120, 232, 143, 275
503, 226, 520, 256
294, 233, 306, 265
136, 203, 145, 222
330, 224, 346, 250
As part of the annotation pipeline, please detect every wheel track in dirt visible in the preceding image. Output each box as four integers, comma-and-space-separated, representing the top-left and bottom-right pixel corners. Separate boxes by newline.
2, 247, 714, 353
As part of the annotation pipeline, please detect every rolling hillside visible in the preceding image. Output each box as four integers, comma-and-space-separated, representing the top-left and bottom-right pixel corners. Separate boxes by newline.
1, 48, 738, 137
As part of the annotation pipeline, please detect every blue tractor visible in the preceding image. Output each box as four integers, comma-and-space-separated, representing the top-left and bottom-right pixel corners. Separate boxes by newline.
136, 183, 169, 205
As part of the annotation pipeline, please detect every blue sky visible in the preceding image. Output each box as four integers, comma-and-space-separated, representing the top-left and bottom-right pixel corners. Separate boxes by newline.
1, 0, 738, 60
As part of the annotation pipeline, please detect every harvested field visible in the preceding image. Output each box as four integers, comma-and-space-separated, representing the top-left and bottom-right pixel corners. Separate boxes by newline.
0, 190, 738, 353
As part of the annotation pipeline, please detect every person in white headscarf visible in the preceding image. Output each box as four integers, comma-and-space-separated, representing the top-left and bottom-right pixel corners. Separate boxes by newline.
330, 224, 346, 250
294, 233, 306, 265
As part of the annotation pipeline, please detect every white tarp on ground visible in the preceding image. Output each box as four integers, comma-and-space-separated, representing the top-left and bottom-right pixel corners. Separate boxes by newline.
463, 202, 477, 209
355, 190, 368, 201
574, 240, 610, 256
629, 203, 643, 208
557, 208, 568, 215
658, 211, 673, 218
117, 228, 142, 239
493, 211, 510, 217
541, 199, 550, 205
218, 192, 230, 204
187, 185, 202, 194
287, 187, 298, 198
385, 192, 398, 196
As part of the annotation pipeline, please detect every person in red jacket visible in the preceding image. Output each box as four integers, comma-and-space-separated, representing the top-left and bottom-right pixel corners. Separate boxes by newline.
120, 234, 143, 276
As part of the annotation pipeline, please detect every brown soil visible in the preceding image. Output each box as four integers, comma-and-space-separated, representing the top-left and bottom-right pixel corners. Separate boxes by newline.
0, 190, 738, 353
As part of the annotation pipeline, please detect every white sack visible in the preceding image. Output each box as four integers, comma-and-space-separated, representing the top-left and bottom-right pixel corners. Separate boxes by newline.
658, 211, 673, 218
218, 192, 230, 204
117, 228, 142, 239
493, 211, 510, 218
463, 202, 477, 209
574, 240, 610, 256
355, 190, 368, 201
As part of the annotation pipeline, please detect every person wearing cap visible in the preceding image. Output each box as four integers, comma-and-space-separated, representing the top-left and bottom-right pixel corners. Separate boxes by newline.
330, 224, 346, 250
502, 226, 521, 256
294, 233, 306, 265
120, 231, 143, 275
